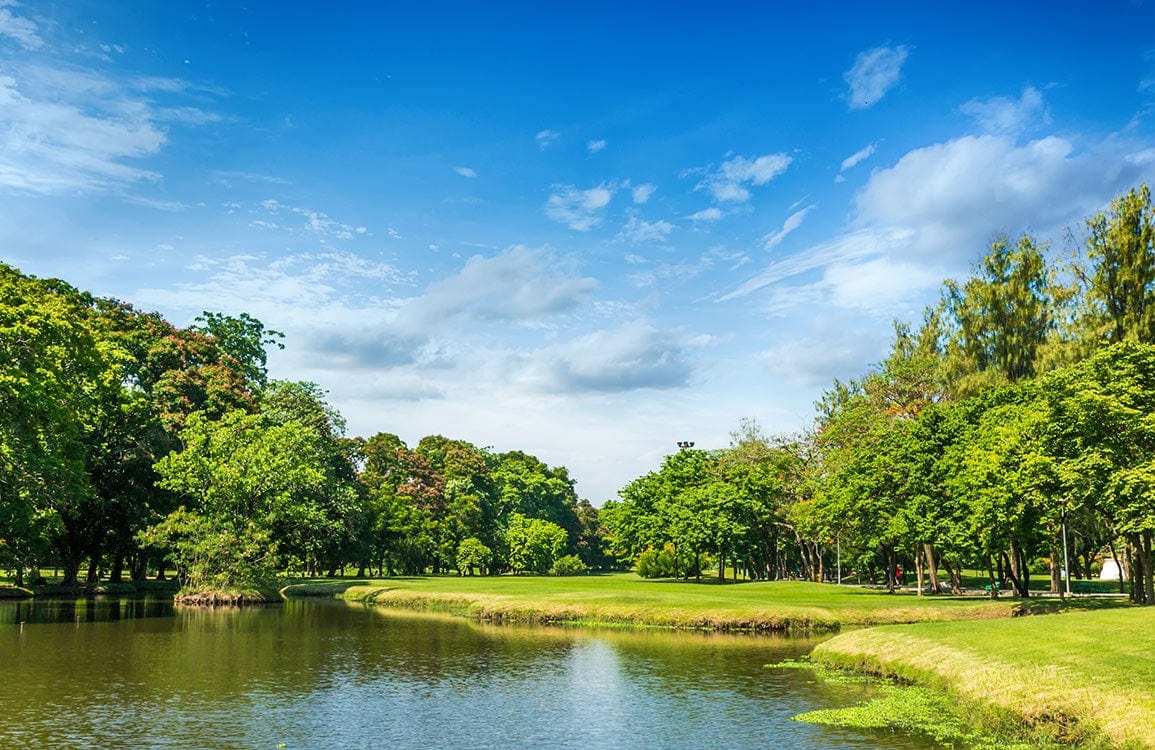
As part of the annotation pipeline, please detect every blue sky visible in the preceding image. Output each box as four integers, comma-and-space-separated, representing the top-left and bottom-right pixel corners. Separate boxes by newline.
3, 1, 1154, 503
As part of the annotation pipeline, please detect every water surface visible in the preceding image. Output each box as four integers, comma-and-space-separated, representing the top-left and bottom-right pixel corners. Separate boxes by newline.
1, 598, 938, 749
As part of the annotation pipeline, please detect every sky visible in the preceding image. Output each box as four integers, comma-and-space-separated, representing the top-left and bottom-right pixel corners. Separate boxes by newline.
2, 1, 1154, 504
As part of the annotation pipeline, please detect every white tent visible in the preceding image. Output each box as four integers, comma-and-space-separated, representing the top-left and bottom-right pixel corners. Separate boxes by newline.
1100, 558, 1122, 581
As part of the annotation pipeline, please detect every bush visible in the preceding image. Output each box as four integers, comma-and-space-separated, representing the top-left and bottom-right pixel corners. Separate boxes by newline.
550, 555, 587, 576
636, 544, 679, 578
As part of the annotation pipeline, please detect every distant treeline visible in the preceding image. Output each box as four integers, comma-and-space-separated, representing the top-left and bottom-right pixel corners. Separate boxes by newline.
601, 185, 1155, 605
0, 265, 609, 592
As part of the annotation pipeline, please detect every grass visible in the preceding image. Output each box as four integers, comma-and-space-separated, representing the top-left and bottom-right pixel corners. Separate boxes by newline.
279, 572, 1115, 631
811, 606, 1155, 748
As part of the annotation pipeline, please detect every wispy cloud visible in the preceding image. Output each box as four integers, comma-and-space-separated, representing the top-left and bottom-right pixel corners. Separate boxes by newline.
840, 143, 877, 172
454, 165, 478, 178
845, 45, 910, 109
688, 207, 723, 222
618, 215, 675, 244
545, 183, 614, 231
762, 205, 814, 249
0, 3, 42, 50
536, 129, 560, 151
959, 87, 1050, 135
587, 139, 606, 153
257, 199, 367, 240
0, 50, 218, 195
697, 153, 792, 203
632, 183, 656, 204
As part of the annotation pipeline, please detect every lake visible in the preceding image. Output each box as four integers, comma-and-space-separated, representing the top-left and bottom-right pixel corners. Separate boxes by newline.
1, 597, 938, 749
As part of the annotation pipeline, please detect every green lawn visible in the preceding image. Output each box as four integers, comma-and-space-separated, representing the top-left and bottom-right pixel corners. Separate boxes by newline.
813, 606, 1155, 748
281, 572, 1110, 631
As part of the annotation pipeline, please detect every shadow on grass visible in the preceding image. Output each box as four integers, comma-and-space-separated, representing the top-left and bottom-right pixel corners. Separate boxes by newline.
1013, 597, 1134, 616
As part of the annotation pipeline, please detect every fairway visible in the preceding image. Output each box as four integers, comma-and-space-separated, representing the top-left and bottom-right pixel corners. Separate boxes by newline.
813, 607, 1155, 748
286, 572, 1051, 631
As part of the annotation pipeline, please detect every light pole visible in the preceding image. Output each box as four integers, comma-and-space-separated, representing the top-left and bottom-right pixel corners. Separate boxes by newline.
1062, 510, 1071, 597
676, 441, 695, 451
836, 533, 841, 585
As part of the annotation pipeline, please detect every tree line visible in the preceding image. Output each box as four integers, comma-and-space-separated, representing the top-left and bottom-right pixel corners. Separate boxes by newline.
0, 268, 609, 592
602, 185, 1155, 604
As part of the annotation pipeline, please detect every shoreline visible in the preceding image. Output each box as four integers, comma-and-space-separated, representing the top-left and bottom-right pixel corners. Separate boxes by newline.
810, 608, 1155, 749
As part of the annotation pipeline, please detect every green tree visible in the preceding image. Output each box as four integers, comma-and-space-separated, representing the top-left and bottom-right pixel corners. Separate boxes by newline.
503, 513, 567, 573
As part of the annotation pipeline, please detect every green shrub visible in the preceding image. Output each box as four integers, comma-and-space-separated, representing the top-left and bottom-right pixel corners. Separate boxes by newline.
550, 555, 588, 576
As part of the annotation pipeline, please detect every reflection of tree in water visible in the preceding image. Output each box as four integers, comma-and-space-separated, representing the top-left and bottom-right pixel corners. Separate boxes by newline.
0, 596, 173, 624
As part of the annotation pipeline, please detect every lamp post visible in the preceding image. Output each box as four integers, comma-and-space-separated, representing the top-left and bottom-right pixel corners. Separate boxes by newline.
836, 533, 841, 585
1062, 510, 1071, 598
676, 441, 695, 451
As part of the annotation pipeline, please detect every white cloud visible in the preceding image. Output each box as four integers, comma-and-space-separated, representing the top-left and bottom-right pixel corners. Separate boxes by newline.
840, 143, 877, 172
762, 205, 814, 250
401, 245, 597, 328
618, 215, 675, 244
0, 4, 42, 50
845, 45, 910, 110
632, 183, 656, 204
536, 129, 560, 150
854, 134, 1155, 261
587, 139, 606, 153
697, 153, 792, 203
959, 87, 1050, 135
454, 166, 478, 178
0, 61, 217, 194
689, 207, 723, 222
545, 183, 614, 231
722, 228, 907, 302
520, 320, 701, 393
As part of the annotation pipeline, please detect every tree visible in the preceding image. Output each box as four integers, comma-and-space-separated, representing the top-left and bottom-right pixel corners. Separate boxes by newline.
1082, 185, 1155, 345
943, 234, 1056, 396
504, 513, 567, 574
148, 409, 347, 593
455, 537, 491, 576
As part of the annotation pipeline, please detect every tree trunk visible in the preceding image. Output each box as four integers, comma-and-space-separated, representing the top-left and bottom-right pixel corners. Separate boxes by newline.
914, 544, 925, 596
1049, 540, 1062, 595
109, 552, 125, 584
1143, 531, 1155, 605
924, 543, 940, 594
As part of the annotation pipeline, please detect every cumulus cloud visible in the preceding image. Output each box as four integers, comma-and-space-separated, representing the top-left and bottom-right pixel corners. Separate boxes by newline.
522, 320, 701, 393
536, 129, 560, 150
454, 166, 478, 178
697, 153, 792, 203
959, 86, 1050, 135
632, 183, 656, 204
545, 183, 614, 231
618, 215, 675, 244
854, 133, 1155, 261
845, 45, 910, 110
587, 139, 606, 153
762, 205, 814, 250
840, 143, 877, 172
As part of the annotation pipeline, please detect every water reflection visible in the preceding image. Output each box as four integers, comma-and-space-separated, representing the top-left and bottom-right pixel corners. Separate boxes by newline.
0, 598, 938, 750
0, 596, 173, 624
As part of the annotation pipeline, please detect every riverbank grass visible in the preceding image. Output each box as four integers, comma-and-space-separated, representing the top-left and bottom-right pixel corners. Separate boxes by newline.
282, 573, 1108, 631
811, 606, 1155, 748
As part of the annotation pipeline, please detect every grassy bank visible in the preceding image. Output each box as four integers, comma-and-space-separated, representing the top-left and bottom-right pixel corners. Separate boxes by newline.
811, 606, 1155, 748
281, 573, 1095, 631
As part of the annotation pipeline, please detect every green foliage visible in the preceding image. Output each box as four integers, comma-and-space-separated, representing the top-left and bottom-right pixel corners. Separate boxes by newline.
455, 537, 491, 575
504, 513, 567, 573
636, 544, 679, 578
549, 554, 587, 576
